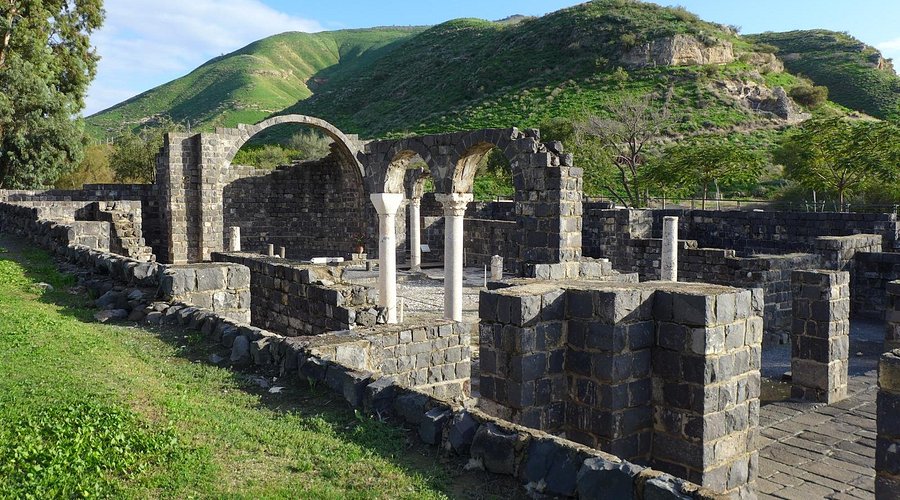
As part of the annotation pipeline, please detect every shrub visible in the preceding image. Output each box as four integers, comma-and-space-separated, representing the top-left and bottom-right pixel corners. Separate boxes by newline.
789, 84, 829, 108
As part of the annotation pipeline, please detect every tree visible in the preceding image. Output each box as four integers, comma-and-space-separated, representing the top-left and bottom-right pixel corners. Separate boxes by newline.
109, 117, 183, 183
0, 1, 104, 188
287, 130, 333, 161
54, 143, 114, 189
649, 136, 767, 209
574, 94, 672, 207
789, 84, 829, 109
774, 118, 900, 209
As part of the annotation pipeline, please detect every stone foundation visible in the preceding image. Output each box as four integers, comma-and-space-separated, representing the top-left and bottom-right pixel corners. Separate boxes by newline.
877, 350, 900, 497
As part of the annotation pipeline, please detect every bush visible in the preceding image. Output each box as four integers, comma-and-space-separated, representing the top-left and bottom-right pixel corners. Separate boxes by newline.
789, 84, 829, 108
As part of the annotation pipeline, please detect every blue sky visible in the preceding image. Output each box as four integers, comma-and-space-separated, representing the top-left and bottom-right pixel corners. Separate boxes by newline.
85, 0, 900, 116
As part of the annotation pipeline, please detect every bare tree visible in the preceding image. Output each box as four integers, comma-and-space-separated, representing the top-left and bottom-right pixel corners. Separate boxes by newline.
576, 93, 671, 207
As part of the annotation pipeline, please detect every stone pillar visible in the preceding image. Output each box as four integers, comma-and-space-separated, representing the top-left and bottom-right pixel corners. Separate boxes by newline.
661, 216, 678, 282
228, 226, 241, 252
267, 244, 275, 257
436, 193, 472, 322
652, 287, 761, 496
371, 193, 404, 324
790, 270, 850, 403
887, 281, 900, 351
490, 255, 503, 280
409, 197, 422, 271
877, 350, 900, 497
278, 246, 286, 259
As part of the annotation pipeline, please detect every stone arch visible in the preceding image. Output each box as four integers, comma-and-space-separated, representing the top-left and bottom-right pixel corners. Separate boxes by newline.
440, 129, 517, 194
221, 114, 365, 182
375, 138, 437, 194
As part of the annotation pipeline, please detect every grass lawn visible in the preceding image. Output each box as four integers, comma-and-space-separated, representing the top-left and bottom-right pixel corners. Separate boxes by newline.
0, 234, 485, 498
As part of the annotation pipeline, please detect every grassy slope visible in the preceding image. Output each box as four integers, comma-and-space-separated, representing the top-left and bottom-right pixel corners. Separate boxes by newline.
748, 30, 900, 120
0, 234, 454, 498
85, 28, 423, 138
289, 1, 768, 137
88, 1, 796, 141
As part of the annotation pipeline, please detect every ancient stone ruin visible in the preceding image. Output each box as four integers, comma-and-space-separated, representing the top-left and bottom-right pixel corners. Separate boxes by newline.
1, 114, 896, 499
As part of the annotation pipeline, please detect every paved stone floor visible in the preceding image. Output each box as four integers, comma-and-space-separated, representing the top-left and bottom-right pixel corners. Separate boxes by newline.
756, 320, 883, 500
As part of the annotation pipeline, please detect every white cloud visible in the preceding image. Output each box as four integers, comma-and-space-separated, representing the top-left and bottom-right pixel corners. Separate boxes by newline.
84, 0, 322, 116
877, 38, 900, 62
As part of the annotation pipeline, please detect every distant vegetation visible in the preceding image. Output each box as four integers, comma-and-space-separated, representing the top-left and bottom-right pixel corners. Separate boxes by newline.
749, 30, 900, 120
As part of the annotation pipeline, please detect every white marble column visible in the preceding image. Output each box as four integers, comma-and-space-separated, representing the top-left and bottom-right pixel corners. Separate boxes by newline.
661, 216, 678, 282
409, 197, 422, 272
370, 193, 404, 324
436, 193, 472, 321
228, 226, 241, 252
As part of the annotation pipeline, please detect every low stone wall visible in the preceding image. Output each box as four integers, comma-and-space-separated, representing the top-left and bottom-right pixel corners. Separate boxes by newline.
854, 251, 900, 319
479, 280, 762, 497
0, 184, 163, 256
0, 202, 111, 252
877, 350, 900, 497
212, 252, 384, 336
159, 263, 251, 323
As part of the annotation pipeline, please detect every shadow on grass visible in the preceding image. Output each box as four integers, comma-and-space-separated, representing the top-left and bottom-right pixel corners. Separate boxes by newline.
0, 234, 521, 499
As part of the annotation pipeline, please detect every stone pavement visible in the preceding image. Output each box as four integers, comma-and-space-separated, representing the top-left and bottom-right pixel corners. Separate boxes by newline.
756, 320, 883, 499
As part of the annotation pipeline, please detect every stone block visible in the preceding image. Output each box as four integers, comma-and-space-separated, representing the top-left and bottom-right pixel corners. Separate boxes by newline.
418, 407, 451, 445
447, 411, 479, 454
576, 457, 643, 500
671, 293, 715, 327
521, 438, 587, 497
393, 391, 429, 425
364, 377, 397, 415
470, 423, 520, 476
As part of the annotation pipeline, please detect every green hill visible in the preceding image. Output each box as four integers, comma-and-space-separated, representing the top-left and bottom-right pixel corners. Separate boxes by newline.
85, 27, 424, 138
748, 30, 900, 120
87, 0, 882, 143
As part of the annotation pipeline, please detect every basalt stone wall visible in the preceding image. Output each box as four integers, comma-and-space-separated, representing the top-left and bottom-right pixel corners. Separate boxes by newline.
479, 280, 762, 497
853, 252, 900, 319
212, 252, 384, 336
0, 202, 111, 251
0, 184, 163, 256
309, 322, 471, 401
641, 209, 899, 254
887, 282, 900, 352
159, 263, 251, 323
222, 157, 382, 261
598, 232, 819, 335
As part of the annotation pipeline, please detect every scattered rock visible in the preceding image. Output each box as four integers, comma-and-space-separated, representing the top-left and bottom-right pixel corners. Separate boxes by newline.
145, 311, 163, 325
230, 335, 250, 365
127, 309, 146, 322
34, 282, 54, 292
94, 309, 129, 323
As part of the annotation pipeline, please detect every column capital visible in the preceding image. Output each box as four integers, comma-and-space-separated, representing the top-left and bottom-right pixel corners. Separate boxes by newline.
370, 193, 404, 216
435, 192, 473, 217
408, 197, 422, 208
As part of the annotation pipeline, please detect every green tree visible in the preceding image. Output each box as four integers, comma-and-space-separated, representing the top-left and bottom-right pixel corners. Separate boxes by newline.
109, 118, 183, 183
0, 1, 104, 188
650, 136, 767, 209
774, 118, 900, 209
287, 129, 333, 161
54, 143, 114, 189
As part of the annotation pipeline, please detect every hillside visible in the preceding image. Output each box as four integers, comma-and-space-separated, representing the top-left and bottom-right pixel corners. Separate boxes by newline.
85, 28, 424, 138
748, 30, 900, 120
86, 0, 876, 143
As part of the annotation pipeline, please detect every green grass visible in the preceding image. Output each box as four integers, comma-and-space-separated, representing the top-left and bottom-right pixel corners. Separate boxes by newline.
0, 235, 453, 498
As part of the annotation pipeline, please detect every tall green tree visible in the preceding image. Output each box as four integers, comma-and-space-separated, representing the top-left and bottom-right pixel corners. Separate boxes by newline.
649, 136, 766, 209
774, 118, 900, 208
0, 1, 104, 188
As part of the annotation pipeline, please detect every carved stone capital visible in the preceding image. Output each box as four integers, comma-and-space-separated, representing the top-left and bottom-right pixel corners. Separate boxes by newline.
435, 193, 473, 218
